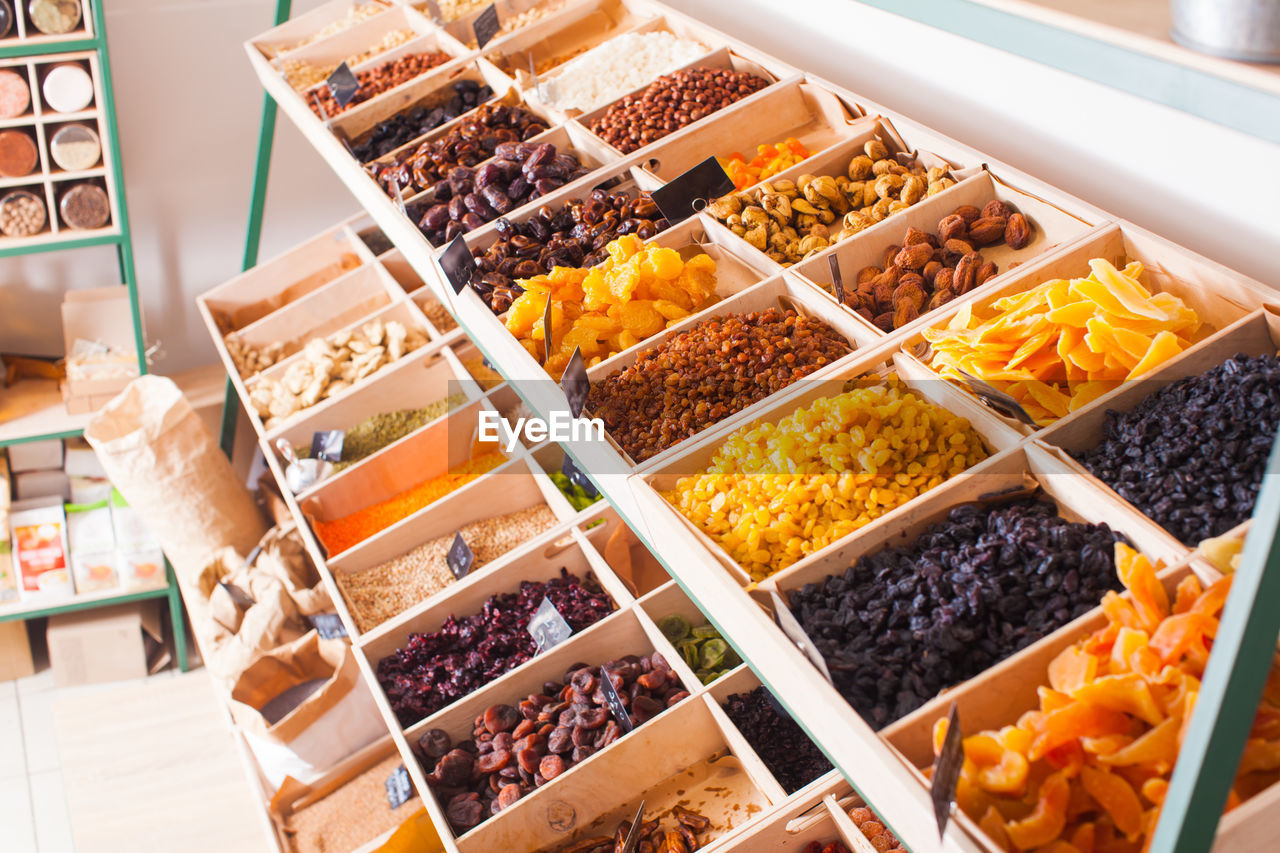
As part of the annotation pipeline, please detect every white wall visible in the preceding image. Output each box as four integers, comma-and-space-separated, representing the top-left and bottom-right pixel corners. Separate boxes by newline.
3, 0, 1276, 374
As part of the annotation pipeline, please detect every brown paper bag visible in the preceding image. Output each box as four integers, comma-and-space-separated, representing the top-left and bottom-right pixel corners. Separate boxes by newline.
84, 375, 267, 579
228, 632, 383, 789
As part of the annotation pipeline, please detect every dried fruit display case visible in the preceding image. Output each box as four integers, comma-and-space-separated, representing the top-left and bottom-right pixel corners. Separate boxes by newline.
217, 1, 1280, 851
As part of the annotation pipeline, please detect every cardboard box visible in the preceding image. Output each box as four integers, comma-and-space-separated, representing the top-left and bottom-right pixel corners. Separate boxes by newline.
63, 438, 107, 479
14, 469, 71, 502
0, 620, 34, 682
6, 439, 64, 473
46, 601, 169, 687
60, 286, 141, 413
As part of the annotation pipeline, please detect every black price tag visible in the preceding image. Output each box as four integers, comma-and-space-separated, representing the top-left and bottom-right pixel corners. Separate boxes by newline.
447, 532, 475, 580
599, 667, 634, 733
560, 347, 589, 419
542, 295, 555, 364
827, 254, 845, 305
310, 430, 344, 463
385, 765, 414, 809
473, 4, 500, 48
308, 612, 349, 639
931, 702, 964, 838
220, 581, 255, 610
439, 234, 476, 294
326, 62, 360, 109
764, 689, 792, 721
528, 596, 572, 653
768, 589, 833, 684
560, 455, 599, 497
649, 156, 734, 224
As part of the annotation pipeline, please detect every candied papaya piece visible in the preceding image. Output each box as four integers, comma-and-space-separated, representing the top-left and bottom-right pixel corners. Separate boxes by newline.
619, 300, 665, 337
1191, 575, 1232, 619
1029, 703, 1134, 761
1079, 766, 1143, 838
1115, 544, 1169, 631
1049, 646, 1099, 696
1081, 735, 1134, 757
1108, 628, 1148, 674
1138, 778, 1167, 806
1006, 771, 1070, 850
1043, 740, 1085, 775
1097, 715, 1179, 770
1100, 592, 1143, 632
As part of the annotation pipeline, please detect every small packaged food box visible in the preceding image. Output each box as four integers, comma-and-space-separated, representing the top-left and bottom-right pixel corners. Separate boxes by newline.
9, 497, 75, 603
108, 489, 165, 590
66, 497, 119, 593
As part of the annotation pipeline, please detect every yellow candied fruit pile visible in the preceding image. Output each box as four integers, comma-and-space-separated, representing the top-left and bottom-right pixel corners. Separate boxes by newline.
720, 137, 812, 191
505, 234, 718, 379
924, 259, 1201, 426
665, 377, 989, 580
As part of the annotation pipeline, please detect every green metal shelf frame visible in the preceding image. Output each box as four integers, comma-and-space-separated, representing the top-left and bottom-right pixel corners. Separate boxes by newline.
221, 2, 1280, 850
0, 0, 187, 673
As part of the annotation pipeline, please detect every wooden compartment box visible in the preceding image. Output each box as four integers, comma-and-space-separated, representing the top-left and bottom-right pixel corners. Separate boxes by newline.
571, 45, 790, 159
630, 347, 1026, 587
478, 0, 656, 82
327, 59, 517, 160
437, 0, 601, 52
250, 0, 402, 59
635, 77, 866, 191
583, 268, 872, 470
198, 220, 366, 335
790, 167, 1104, 342
901, 220, 1270, 438
357, 524, 635, 729
693, 115, 972, 277
324, 450, 577, 633
1036, 306, 1280, 548
575, 502, 672, 599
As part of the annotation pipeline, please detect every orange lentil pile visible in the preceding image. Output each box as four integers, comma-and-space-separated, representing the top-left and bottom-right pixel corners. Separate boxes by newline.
313, 451, 505, 555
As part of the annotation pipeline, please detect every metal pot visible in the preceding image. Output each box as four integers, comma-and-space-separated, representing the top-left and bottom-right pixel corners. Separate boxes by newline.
1172, 0, 1280, 62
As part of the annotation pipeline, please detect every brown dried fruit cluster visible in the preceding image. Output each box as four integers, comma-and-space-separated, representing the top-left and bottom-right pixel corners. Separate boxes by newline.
305, 52, 453, 118
590, 67, 770, 154
588, 308, 852, 462
841, 199, 1033, 332
423, 655, 687, 832
560, 805, 712, 852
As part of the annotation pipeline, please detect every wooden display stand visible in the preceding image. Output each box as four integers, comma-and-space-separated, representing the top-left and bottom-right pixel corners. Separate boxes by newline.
208, 1, 1280, 851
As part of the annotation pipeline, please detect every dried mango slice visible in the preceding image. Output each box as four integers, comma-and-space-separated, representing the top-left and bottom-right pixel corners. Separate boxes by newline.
1096, 715, 1179, 769
1050, 646, 1099, 695
1079, 767, 1143, 838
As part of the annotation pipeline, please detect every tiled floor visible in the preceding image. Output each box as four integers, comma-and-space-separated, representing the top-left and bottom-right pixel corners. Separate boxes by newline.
2, 624, 273, 853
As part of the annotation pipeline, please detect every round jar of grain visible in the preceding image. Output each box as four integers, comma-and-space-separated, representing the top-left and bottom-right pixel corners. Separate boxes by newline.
49, 123, 99, 170
0, 189, 45, 236
0, 129, 38, 177
28, 0, 80, 35
58, 181, 108, 229
0, 69, 30, 119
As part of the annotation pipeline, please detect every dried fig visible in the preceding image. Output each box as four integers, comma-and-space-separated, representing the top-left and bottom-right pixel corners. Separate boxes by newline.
967, 216, 1007, 245
1005, 212, 1033, 249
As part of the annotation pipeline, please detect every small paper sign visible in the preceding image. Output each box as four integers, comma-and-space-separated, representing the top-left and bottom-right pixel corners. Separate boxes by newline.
473, 4, 500, 48
931, 702, 964, 837
769, 589, 834, 684
561, 455, 598, 497
560, 347, 589, 419
649, 156, 734, 224
828, 254, 845, 305
385, 765, 414, 809
221, 581, 255, 610
310, 430, 344, 463
542, 295, 555, 363
599, 667, 634, 733
447, 532, 475, 580
326, 62, 360, 109
308, 612, 349, 639
439, 234, 476, 294
528, 596, 572, 653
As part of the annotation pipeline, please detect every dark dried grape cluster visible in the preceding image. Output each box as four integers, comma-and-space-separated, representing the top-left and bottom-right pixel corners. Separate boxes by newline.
468, 186, 670, 314
348, 80, 493, 162
421, 654, 687, 832
1072, 353, 1280, 545
790, 499, 1120, 729
409, 140, 589, 246
377, 569, 614, 727
721, 686, 831, 793
588, 308, 853, 462
369, 103, 549, 200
